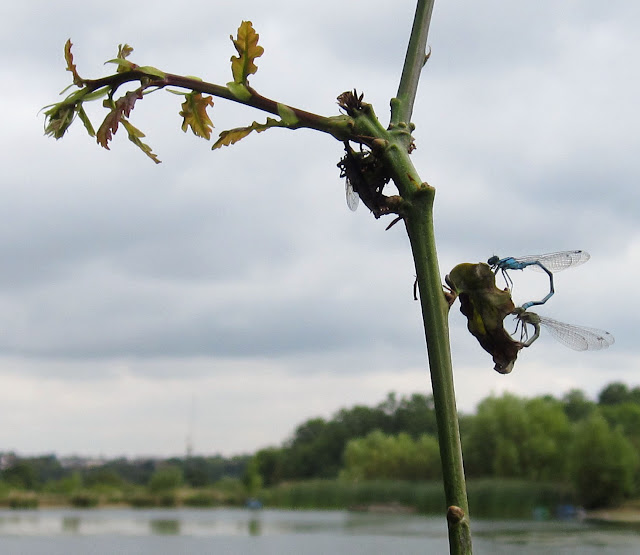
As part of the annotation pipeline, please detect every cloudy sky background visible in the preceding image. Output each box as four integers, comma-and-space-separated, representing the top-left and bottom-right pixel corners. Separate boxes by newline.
0, 0, 638, 458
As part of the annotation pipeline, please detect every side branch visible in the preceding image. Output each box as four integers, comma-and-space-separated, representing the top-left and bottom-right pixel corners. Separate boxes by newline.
54, 70, 354, 141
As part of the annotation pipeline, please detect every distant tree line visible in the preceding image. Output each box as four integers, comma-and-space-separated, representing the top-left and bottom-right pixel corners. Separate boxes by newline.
253, 382, 640, 509
2, 382, 640, 509
0, 454, 249, 493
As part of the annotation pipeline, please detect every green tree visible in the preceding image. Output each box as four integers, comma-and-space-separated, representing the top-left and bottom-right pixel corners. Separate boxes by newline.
462, 394, 570, 481
628, 387, 640, 405
253, 447, 285, 487
2, 461, 37, 490
341, 430, 440, 481
568, 413, 638, 509
183, 457, 210, 488
44, 472, 83, 495
84, 468, 125, 489
386, 393, 438, 439
561, 389, 596, 422
148, 465, 184, 494
242, 457, 263, 496
600, 402, 640, 438
26, 455, 66, 484
598, 382, 630, 405
271, 396, 435, 482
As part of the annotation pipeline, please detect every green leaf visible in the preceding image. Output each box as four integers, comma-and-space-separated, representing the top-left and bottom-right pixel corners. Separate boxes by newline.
212, 117, 285, 150
277, 103, 299, 126
229, 21, 264, 85
76, 104, 95, 137
82, 86, 111, 102
121, 119, 161, 164
180, 92, 214, 140
137, 65, 166, 79
105, 58, 137, 72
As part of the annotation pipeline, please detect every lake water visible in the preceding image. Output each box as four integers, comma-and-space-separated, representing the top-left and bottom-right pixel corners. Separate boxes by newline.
1, 507, 639, 554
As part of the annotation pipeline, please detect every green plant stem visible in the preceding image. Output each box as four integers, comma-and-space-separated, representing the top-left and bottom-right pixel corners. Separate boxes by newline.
405, 202, 472, 554
382, 140, 472, 554
391, 0, 436, 126
388, 0, 473, 550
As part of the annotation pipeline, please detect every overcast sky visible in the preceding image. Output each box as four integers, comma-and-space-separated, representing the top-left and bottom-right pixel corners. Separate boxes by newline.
0, 0, 638, 458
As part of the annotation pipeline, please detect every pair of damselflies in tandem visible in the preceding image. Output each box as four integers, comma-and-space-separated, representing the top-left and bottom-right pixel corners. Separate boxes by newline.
489, 250, 614, 351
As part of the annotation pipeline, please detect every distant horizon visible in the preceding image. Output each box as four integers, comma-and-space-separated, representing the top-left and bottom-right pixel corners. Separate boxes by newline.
3, 378, 635, 461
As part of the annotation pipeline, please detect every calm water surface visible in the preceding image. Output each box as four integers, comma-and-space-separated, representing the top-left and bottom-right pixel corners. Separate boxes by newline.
0, 507, 639, 554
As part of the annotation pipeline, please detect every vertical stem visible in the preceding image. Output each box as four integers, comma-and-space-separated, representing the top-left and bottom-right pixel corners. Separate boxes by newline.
391, 0, 436, 125
403, 184, 472, 554
387, 2, 473, 549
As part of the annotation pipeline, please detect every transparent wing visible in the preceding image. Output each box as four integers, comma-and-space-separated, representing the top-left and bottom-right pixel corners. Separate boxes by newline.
538, 316, 615, 351
516, 250, 590, 273
345, 180, 359, 211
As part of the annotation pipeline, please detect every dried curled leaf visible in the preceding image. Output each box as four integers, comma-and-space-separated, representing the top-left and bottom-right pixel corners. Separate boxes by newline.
212, 117, 286, 150
230, 21, 264, 85
64, 39, 83, 85
180, 92, 214, 139
337, 89, 365, 116
446, 263, 522, 374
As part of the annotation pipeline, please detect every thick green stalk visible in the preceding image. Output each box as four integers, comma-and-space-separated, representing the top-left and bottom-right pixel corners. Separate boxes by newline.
383, 142, 472, 554
405, 197, 472, 553
389, 1, 473, 551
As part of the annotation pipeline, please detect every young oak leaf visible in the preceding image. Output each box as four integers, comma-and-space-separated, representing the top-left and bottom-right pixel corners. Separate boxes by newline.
116, 44, 135, 73
104, 44, 137, 74
64, 39, 83, 86
180, 92, 214, 140
96, 90, 142, 149
212, 117, 286, 150
229, 21, 264, 85
122, 119, 161, 164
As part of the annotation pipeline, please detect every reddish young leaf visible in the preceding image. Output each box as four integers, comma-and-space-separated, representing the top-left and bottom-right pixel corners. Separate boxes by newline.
96, 90, 142, 149
180, 93, 214, 140
230, 21, 264, 85
64, 39, 83, 86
